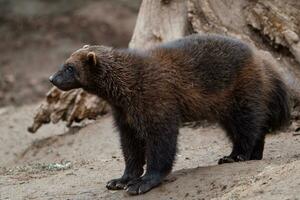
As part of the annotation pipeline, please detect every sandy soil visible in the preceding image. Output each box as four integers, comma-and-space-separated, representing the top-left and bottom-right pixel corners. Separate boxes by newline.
0, 105, 300, 200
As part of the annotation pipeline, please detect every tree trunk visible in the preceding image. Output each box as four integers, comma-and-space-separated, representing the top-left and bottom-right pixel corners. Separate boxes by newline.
28, 0, 300, 133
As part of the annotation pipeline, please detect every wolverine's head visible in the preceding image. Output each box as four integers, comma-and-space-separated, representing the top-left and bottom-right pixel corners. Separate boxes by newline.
49, 45, 112, 91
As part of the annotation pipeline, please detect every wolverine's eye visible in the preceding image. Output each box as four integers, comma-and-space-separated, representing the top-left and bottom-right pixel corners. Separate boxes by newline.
65, 66, 74, 73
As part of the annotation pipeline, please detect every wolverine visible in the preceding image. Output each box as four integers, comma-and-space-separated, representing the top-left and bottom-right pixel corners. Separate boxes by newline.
49, 34, 290, 195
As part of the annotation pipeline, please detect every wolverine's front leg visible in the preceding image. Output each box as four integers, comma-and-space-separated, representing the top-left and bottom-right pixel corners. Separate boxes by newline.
125, 122, 179, 195
106, 122, 145, 190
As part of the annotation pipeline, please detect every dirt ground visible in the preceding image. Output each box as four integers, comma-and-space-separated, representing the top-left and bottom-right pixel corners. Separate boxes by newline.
0, 0, 300, 200
1, 105, 300, 200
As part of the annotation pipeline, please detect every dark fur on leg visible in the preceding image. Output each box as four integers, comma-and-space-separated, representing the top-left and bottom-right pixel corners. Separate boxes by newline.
107, 109, 145, 190
250, 136, 265, 160
126, 120, 179, 195
219, 88, 266, 164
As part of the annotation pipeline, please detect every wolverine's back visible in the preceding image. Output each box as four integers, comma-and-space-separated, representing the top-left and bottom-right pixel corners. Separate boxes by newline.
149, 34, 254, 94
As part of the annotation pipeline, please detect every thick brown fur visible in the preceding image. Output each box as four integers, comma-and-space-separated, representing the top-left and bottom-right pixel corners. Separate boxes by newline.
49, 34, 291, 195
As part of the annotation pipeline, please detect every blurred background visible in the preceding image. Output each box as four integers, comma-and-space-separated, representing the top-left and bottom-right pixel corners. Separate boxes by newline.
0, 0, 141, 107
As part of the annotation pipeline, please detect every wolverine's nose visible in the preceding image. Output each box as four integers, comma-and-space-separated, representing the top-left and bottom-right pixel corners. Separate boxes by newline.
49, 75, 54, 83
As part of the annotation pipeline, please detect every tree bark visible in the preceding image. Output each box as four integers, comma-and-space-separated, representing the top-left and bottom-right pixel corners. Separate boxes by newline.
129, 0, 188, 48
29, 0, 300, 133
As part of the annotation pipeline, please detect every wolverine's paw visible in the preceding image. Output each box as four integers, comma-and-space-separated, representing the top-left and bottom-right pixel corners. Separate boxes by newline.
218, 155, 247, 164
125, 174, 162, 195
218, 156, 235, 164
106, 177, 129, 190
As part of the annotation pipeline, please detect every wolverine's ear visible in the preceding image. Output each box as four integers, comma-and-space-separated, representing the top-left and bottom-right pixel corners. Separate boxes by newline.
87, 52, 97, 66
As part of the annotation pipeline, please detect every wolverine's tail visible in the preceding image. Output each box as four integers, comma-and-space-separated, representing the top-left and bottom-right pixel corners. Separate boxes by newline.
266, 76, 291, 132
259, 50, 300, 105
258, 52, 296, 132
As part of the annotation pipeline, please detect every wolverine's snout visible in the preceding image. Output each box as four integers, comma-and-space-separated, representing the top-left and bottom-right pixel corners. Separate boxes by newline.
49, 71, 63, 88
49, 69, 81, 91
49, 75, 54, 83
49, 72, 61, 86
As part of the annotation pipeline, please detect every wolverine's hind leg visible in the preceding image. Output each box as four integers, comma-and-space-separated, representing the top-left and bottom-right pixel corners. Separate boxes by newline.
218, 104, 266, 164
250, 134, 266, 160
